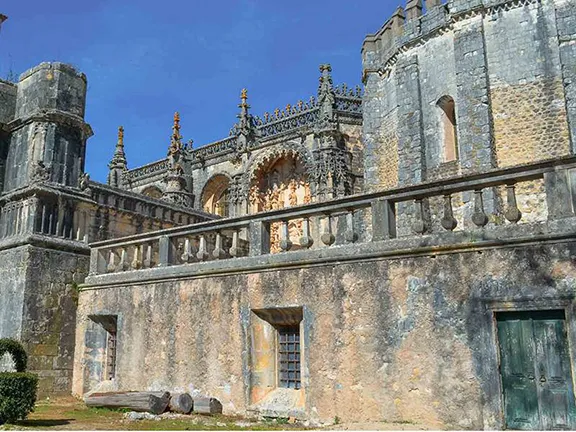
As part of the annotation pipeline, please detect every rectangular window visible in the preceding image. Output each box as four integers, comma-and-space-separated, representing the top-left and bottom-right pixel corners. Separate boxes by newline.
88, 314, 118, 382
278, 326, 301, 389
106, 330, 117, 380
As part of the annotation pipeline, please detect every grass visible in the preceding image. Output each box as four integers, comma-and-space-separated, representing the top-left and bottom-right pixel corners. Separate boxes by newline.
0, 397, 310, 431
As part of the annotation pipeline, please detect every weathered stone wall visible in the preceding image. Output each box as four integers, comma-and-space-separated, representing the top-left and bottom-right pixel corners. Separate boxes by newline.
363, 70, 399, 192
0, 244, 89, 395
0, 80, 16, 124
0, 247, 28, 341
74, 240, 576, 429
486, 1, 570, 167
362, 0, 573, 193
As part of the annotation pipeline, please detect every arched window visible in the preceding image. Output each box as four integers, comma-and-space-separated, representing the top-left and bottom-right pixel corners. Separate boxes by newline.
141, 186, 163, 199
202, 175, 231, 217
437, 96, 458, 162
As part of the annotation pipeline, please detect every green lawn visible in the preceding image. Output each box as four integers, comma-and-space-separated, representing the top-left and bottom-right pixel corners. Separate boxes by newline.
0, 397, 309, 431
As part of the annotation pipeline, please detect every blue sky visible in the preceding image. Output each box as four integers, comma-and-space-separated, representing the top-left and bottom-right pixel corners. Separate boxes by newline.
0, 0, 401, 182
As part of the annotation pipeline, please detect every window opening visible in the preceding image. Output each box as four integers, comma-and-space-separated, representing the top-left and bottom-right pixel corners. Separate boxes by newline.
278, 325, 301, 389
106, 330, 117, 380
437, 96, 458, 162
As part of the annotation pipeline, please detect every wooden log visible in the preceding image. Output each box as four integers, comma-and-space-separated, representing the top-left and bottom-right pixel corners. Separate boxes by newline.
85, 391, 170, 415
168, 393, 193, 414
193, 397, 222, 415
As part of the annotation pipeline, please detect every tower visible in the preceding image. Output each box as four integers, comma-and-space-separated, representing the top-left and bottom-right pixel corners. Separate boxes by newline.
3, 63, 92, 191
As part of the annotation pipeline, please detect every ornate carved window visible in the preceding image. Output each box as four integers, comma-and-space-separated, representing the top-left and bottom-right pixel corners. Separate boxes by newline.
437, 96, 458, 162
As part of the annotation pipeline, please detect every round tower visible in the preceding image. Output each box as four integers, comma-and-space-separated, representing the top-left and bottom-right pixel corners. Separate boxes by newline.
362, 0, 575, 193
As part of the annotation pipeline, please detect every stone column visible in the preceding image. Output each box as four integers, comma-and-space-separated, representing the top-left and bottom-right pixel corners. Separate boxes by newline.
395, 55, 426, 186
453, 15, 494, 174
453, 14, 499, 219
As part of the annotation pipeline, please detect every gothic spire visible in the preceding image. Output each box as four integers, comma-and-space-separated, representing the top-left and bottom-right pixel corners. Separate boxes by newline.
168, 112, 183, 156
316, 64, 337, 129
237, 88, 252, 135
107, 126, 128, 187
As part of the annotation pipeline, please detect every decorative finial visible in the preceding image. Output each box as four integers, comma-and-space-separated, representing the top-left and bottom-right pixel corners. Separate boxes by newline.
117, 126, 124, 146
173, 112, 181, 134
169, 112, 183, 155
241, 88, 248, 104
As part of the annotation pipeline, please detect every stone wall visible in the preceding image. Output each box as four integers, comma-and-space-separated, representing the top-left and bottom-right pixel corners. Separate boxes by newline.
74, 239, 576, 429
0, 246, 28, 341
362, 0, 574, 193
0, 244, 89, 396
486, 1, 571, 167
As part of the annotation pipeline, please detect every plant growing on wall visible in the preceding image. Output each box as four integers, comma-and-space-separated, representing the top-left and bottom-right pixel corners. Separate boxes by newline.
0, 338, 38, 425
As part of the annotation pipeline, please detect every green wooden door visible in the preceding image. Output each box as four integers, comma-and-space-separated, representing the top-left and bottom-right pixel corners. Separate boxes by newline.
497, 310, 576, 430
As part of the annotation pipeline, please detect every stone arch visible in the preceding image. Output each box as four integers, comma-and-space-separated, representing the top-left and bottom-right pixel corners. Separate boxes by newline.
201, 173, 231, 217
437, 95, 458, 162
244, 141, 314, 189
141, 185, 163, 199
244, 142, 314, 216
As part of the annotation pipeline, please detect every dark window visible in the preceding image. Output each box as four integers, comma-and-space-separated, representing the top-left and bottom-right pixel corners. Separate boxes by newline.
278, 326, 301, 389
106, 330, 117, 380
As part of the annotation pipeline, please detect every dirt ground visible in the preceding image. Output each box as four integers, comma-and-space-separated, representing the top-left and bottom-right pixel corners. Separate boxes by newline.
0, 397, 439, 431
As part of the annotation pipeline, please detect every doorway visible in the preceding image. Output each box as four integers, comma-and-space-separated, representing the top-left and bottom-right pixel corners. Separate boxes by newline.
496, 310, 576, 430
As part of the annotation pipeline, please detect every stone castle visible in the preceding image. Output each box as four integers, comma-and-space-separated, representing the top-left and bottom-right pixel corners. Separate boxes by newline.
1, 0, 576, 429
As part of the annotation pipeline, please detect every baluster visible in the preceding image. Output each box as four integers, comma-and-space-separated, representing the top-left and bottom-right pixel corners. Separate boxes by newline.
229, 230, 240, 257
321, 215, 335, 246
411, 199, 427, 234
48, 209, 54, 235
2, 208, 7, 238
118, 248, 129, 271
472, 189, 489, 227
143, 243, 152, 268
279, 220, 293, 252
76, 217, 82, 241
14, 206, 21, 235
441, 195, 458, 231
131, 245, 142, 270
82, 212, 89, 243
55, 214, 61, 237
40, 204, 46, 234
180, 237, 194, 263
106, 250, 117, 273
299, 218, 313, 248
504, 184, 522, 223
213, 232, 226, 259
196, 235, 209, 261
344, 210, 357, 243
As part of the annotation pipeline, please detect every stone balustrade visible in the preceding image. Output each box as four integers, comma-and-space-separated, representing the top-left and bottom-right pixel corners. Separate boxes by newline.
87, 157, 576, 280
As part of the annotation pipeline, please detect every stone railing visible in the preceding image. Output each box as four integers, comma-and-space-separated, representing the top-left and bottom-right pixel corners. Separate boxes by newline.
0, 184, 93, 249
124, 159, 170, 183
187, 93, 362, 162
87, 157, 576, 278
